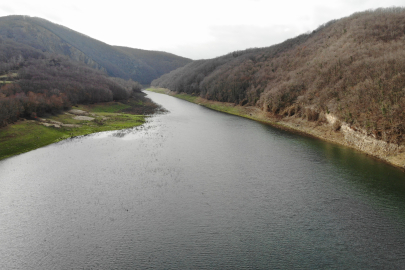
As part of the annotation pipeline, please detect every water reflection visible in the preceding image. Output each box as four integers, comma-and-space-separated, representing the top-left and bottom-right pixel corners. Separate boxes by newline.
0, 91, 405, 269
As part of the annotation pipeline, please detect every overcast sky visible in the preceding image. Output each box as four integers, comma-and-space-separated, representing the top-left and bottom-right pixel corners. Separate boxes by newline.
0, 0, 403, 60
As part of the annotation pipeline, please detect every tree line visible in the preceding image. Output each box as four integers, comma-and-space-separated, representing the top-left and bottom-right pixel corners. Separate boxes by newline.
152, 8, 405, 145
0, 15, 191, 85
0, 38, 142, 127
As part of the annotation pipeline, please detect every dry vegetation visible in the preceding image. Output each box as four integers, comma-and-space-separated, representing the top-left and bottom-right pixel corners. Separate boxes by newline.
0, 37, 143, 127
152, 8, 405, 146
0, 15, 192, 84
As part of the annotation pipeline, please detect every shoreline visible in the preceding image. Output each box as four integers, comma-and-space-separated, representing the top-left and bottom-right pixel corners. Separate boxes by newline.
0, 95, 162, 161
146, 88, 405, 171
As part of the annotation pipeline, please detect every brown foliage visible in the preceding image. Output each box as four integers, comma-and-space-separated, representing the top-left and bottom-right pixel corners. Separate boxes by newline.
152, 7, 405, 144
0, 54, 141, 127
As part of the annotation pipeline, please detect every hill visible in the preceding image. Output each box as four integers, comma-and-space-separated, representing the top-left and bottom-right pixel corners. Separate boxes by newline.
151, 7, 405, 166
0, 15, 192, 84
0, 35, 143, 126
114, 46, 193, 81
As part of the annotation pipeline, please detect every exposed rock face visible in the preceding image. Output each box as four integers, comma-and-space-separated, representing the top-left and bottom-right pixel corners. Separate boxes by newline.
325, 114, 339, 125
68, 109, 89, 115
323, 113, 405, 168
68, 110, 95, 121
73, 116, 94, 121
160, 89, 405, 169
341, 124, 400, 156
37, 116, 81, 128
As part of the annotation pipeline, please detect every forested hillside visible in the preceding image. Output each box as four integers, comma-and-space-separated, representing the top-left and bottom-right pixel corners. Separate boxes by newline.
0, 36, 142, 127
0, 15, 193, 128
114, 46, 193, 81
152, 8, 405, 145
0, 15, 192, 84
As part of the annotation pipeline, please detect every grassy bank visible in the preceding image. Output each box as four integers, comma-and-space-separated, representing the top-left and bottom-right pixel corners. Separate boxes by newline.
146, 88, 405, 170
0, 96, 159, 161
147, 87, 274, 123
146, 87, 354, 141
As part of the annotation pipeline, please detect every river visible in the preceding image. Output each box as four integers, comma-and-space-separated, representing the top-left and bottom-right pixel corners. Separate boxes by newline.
1, 91, 405, 269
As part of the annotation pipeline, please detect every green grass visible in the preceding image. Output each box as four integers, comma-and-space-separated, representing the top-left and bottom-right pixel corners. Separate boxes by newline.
172, 93, 200, 103
0, 102, 146, 161
147, 88, 245, 115
0, 122, 71, 160
83, 102, 132, 113
146, 87, 168, 94
146, 88, 200, 103
0, 73, 18, 84
146, 88, 267, 125
0, 73, 17, 78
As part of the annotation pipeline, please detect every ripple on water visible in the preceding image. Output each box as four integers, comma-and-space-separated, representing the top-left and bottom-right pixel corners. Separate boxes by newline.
1, 91, 405, 269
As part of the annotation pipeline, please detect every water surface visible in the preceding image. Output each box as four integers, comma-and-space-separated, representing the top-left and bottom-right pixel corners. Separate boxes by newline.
1, 91, 405, 269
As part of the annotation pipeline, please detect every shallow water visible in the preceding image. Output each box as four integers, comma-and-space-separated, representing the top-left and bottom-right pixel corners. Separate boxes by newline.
1, 91, 405, 269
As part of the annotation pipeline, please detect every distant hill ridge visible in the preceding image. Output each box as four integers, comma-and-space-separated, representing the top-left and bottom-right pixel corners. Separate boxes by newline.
0, 15, 192, 84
